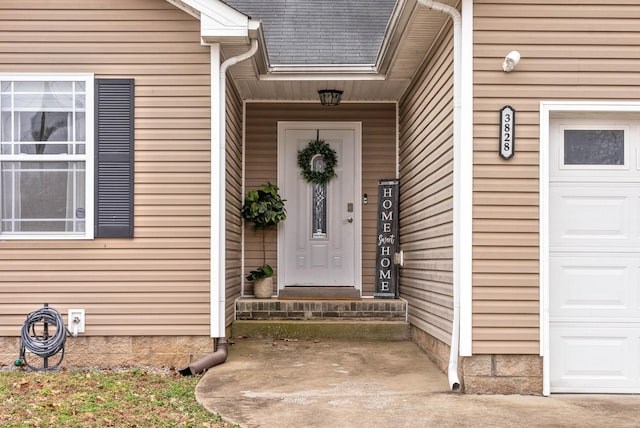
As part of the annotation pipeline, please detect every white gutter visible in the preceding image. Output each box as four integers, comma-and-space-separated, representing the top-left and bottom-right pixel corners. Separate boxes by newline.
209, 38, 259, 338
416, 0, 467, 392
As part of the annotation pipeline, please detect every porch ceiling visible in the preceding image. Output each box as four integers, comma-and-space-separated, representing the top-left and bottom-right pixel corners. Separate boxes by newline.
223, 0, 456, 103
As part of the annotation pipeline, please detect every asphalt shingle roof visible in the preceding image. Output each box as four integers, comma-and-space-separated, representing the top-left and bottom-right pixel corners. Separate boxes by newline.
222, 0, 397, 65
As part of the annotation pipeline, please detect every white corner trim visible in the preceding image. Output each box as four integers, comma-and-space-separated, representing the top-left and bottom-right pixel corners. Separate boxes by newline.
539, 99, 640, 396
458, 0, 474, 358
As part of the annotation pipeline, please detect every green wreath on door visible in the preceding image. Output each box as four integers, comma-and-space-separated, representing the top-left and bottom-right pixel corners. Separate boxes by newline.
297, 139, 338, 185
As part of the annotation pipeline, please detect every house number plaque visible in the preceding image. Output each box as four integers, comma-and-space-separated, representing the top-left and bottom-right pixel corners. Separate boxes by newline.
499, 105, 515, 160
375, 179, 399, 299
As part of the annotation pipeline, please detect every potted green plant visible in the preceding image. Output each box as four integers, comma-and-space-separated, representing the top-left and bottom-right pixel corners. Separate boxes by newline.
241, 182, 286, 298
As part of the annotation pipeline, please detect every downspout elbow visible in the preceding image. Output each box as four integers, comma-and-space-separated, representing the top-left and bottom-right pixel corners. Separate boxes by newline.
179, 338, 228, 376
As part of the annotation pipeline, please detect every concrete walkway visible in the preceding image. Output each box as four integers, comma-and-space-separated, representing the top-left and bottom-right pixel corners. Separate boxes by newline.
196, 338, 640, 428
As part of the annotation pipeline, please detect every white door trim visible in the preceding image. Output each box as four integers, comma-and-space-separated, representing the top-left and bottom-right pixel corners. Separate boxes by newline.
277, 121, 363, 291
540, 100, 640, 396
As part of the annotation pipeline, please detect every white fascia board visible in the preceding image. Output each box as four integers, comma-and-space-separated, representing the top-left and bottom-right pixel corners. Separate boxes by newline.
200, 12, 250, 42
166, 0, 252, 43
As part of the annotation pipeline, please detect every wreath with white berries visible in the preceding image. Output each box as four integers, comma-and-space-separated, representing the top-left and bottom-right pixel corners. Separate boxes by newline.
297, 139, 338, 185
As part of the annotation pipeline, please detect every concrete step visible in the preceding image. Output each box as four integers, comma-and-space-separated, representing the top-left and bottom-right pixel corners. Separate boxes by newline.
231, 320, 410, 341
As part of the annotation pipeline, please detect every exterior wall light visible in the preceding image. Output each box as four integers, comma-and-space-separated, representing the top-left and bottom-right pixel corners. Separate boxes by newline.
318, 89, 343, 106
502, 50, 521, 72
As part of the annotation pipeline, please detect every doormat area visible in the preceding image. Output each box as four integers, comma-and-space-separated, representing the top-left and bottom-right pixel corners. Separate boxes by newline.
278, 286, 361, 300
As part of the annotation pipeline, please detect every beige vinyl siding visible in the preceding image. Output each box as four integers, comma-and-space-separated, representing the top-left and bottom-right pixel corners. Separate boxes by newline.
398, 25, 454, 346
225, 78, 243, 327
244, 103, 396, 295
473, 0, 640, 354
0, 0, 212, 336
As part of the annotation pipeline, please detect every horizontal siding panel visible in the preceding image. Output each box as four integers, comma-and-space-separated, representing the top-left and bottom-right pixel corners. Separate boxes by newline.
475, 3, 640, 18
134, 227, 210, 238
475, 18, 640, 32
474, 273, 539, 288
0, 42, 208, 54
3, 20, 201, 32
0, 282, 208, 293
1, 292, 208, 305
0, 325, 208, 337
135, 151, 210, 162
477, 32, 640, 47
474, 165, 540, 179
0, 53, 207, 64
0, 31, 202, 43
474, 301, 540, 315
136, 195, 208, 205
474, 328, 539, 342
473, 247, 539, 260
0, 238, 209, 250
473, 314, 539, 328
0, 0, 175, 9
1, 10, 192, 21
473, 341, 540, 355
473, 287, 539, 301
474, 260, 539, 274
136, 107, 210, 118
475, 178, 538, 193
135, 216, 209, 227
136, 206, 209, 216
1, 271, 206, 285
475, 192, 538, 206
1, 260, 207, 271
136, 172, 210, 184
475, 205, 538, 219
0, 249, 207, 260
474, 232, 538, 246
474, 219, 538, 233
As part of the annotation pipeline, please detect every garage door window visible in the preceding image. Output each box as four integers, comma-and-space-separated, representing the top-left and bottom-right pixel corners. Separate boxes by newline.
563, 129, 625, 166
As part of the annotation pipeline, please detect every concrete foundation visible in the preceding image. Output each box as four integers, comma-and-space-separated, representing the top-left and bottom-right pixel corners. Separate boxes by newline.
410, 325, 543, 395
0, 336, 214, 369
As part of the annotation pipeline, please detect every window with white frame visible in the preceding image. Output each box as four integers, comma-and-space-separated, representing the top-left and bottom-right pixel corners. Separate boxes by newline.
0, 75, 93, 238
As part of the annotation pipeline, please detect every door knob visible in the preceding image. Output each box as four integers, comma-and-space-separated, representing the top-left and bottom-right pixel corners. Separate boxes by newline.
347, 217, 353, 223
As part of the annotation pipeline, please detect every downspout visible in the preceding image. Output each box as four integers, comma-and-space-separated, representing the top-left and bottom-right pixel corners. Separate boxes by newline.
215, 37, 259, 335
416, 0, 462, 392
182, 38, 259, 377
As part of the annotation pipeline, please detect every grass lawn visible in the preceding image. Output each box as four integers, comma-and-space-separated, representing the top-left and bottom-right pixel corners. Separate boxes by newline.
0, 368, 236, 427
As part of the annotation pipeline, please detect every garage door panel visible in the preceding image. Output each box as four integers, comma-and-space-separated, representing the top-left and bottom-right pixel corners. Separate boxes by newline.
550, 186, 634, 248
550, 119, 640, 393
550, 256, 637, 319
551, 326, 639, 393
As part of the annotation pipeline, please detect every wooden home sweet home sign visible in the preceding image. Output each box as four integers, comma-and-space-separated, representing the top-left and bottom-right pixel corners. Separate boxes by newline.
375, 179, 399, 298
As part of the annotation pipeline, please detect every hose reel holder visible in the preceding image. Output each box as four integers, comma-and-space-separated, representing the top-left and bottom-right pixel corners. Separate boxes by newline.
17, 304, 68, 370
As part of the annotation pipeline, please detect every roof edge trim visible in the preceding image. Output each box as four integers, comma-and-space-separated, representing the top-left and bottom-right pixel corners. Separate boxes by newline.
165, 0, 259, 43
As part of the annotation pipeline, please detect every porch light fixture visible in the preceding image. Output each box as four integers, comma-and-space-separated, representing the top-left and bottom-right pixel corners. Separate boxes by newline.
318, 89, 343, 106
502, 50, 521, 72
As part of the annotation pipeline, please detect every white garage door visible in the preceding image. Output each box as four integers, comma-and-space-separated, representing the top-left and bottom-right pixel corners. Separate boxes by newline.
550, 119, 640, 393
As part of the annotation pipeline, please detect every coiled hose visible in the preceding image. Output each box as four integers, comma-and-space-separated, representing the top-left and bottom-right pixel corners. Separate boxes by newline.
18, 305, 67, 370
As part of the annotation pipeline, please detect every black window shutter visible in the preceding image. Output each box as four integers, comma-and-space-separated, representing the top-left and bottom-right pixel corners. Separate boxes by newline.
94, 78, 134, 238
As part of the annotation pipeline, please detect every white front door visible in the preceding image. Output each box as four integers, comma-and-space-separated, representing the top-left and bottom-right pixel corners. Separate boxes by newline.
278, 122, 361, 288
549, 118, 640, 393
